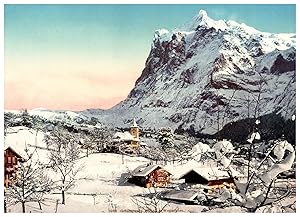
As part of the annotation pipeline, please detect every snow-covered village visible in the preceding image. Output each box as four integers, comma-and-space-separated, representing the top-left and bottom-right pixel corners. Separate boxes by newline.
3, 4, 296, 213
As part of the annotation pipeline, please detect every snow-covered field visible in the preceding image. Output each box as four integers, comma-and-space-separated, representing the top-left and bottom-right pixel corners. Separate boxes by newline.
5, 151, 213, 213
3, 126, 202, 213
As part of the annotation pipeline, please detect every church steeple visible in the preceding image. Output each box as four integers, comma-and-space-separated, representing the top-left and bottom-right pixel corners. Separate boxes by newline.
130, 118, 140, 150
131, 118, 138, 128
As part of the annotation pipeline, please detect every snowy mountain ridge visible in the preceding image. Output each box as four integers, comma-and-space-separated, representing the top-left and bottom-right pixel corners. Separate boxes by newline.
78, 10, 295, 134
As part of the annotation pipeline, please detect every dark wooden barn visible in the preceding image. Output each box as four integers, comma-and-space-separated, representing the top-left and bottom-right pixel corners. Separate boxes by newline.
179, 167, 239, 191
129, 164, 171, 188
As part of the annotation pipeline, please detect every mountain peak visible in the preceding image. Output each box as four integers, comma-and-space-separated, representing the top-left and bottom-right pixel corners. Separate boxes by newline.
183, 9, 227, 32
197, 9, 208, 20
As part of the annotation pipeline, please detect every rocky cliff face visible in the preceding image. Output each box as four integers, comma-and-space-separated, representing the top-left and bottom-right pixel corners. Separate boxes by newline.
82, 10, 296, 135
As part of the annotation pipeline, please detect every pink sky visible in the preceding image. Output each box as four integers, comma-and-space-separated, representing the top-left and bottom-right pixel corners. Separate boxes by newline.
5, 4, 296, 111
4, 55, 145, 111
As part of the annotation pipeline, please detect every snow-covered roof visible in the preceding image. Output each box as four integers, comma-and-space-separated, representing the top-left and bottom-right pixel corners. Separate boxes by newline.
162, 190, 198, 202
179, 167, 241, 181
4, 126, 56, 164
131, 164, 171, 177
4, 146, 25, 159
4, 144, 27, 159
114, 132, 134, 141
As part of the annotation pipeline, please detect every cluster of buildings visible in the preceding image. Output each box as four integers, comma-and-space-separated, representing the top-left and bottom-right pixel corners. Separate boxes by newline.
4, 118, 244, 205
114, 119, 241, 194
128, 163, 241, 190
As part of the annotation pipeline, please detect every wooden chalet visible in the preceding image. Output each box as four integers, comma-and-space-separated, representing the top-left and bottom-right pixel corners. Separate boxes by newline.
179, 167, 240, 191
129, 164, 172, 188
4, 146, 25, 187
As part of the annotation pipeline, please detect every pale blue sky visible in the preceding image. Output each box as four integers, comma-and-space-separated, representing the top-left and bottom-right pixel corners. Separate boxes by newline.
5, 4, 296, 57
4, 4, 296, 110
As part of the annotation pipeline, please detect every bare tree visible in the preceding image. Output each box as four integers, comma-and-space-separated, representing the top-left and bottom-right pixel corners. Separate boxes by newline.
92, 127, 114, 152
131, 188, 169, 213
5, 148, 53, 213
45, 127, 83, 205
78, 133, 95, 157
105, 192, 118, 212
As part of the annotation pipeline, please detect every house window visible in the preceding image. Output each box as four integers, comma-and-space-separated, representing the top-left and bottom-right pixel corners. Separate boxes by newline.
157, 177, 165, 182
8, 157, 12, 164
12, 157, 16, 164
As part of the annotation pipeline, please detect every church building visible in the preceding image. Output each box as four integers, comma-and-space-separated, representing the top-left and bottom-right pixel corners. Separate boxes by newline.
113, 118, 140, 150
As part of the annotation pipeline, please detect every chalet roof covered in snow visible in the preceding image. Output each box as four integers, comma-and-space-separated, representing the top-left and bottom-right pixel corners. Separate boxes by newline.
4, 126, 56, 164
179, 167, 242, 181
162, 190, 198, 202
4, 146, 24, 159
4, 144, 27, 159
131, 164, 171, 177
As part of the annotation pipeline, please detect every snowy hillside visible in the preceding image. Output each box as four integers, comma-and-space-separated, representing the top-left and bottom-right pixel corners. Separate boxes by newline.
80, 9, 295, 134
5, 108, 102, 128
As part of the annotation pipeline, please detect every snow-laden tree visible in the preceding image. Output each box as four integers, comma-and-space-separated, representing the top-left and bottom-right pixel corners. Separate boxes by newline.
20, 109, 33, 128
45, 127, 83, 205
4, 112, 19, 135
189, 142, 214, 162
5, 148, 53, 213
201, 134, 295, 212
78, 133, 94, 157
157, 127, 176, 153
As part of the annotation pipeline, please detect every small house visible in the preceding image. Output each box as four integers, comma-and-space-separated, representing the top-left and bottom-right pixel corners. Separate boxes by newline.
179, 167, 240, 191
129, 164, 172, 188
4, 146, 25, 187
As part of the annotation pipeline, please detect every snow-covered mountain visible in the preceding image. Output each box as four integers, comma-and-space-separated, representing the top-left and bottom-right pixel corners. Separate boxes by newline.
7, 10, 295, 135
80, 10, 295, 134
